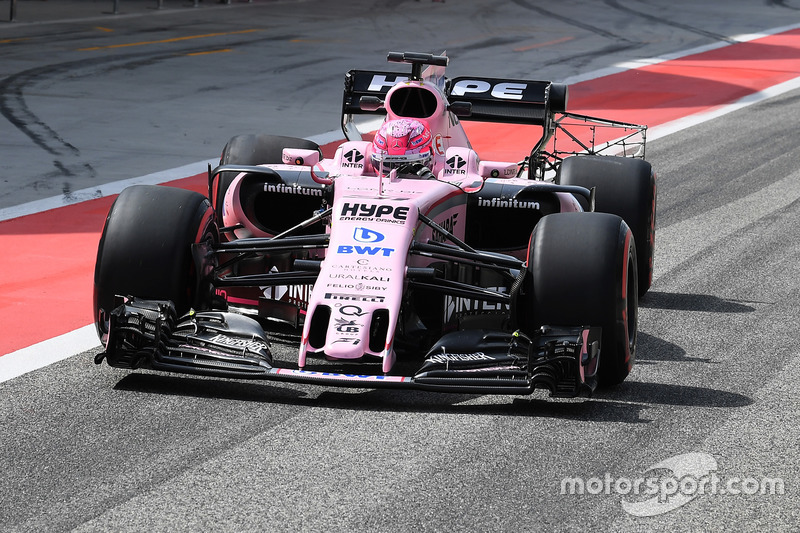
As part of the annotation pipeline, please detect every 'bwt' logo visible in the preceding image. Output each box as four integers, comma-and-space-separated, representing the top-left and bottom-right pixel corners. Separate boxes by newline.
353, 227, 384, 243
337, 245, 394, 257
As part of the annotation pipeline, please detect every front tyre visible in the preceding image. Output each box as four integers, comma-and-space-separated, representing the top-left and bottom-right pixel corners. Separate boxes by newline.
93, 185, 217, 343
522, 212, 638, 386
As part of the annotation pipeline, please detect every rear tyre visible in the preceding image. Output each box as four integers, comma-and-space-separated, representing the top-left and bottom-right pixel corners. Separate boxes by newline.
558, 155, 655, 297
93, 185, 217, 342
215, 134, 322, 225
521, 212, 638, 386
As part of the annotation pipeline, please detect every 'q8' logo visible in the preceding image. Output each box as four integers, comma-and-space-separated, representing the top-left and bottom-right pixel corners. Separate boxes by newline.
353, 227, 384, 243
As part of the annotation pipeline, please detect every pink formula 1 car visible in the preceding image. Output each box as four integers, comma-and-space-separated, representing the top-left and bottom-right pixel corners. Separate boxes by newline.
93, 52, 655, 397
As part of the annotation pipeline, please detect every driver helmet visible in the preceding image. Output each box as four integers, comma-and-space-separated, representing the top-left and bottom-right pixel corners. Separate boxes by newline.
371, 118, 433, 176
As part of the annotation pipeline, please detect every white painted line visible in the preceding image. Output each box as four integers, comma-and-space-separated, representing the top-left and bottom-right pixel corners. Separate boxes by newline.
0, 116, 385, 223
306, 117, 384, 146
561, 22, 800, 85
0, 159, 219, 222
647, 75, 800, 142
0, 325, 99, 384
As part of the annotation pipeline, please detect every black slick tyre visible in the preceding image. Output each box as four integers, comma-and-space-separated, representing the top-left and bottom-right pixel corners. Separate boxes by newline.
93, 185, 216, 342
558, 155, 656, 297
523, 212, 638, 386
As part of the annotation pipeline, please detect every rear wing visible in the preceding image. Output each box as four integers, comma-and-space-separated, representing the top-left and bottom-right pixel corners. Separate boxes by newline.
342, 70, 561, 125
342, 70, 567, 125
341, 52, 646, 179
341, 68, 566, 160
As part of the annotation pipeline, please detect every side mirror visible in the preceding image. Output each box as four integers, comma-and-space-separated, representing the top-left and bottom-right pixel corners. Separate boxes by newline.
479, 161, 518, 179
448, 101, 472, 118
359, 96, 384, 112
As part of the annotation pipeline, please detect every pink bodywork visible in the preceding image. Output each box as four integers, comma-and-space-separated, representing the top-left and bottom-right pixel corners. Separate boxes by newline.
221, 72, 582, 372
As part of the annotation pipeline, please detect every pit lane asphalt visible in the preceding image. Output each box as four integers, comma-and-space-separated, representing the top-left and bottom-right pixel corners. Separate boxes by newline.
2, 1, 800, 531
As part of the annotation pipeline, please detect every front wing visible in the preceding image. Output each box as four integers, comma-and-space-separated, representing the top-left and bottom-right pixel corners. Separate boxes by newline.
96, 298, 601, 398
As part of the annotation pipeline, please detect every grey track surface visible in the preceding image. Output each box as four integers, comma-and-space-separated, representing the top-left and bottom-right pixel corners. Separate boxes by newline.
2, 1, 800, 531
